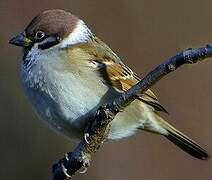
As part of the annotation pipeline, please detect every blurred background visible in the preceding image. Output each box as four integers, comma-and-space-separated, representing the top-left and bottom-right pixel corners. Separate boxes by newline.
1, 0, 212, 179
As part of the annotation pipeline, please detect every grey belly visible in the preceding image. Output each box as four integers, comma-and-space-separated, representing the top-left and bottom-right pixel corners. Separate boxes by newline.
23, 79, 145, 142
25, 87, 145, 142
24, 87, 86, 141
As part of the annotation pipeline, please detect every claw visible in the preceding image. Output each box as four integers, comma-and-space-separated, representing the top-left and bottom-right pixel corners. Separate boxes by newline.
84, 133, 90, 144
64, 153, 69, 161
61, 163, 72, 178
79, 166, 88, 174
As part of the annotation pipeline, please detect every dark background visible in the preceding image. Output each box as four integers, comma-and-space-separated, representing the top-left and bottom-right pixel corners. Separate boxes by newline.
1, 0, 212, 179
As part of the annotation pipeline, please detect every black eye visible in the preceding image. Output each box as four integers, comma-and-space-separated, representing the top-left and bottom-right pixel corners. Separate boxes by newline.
35, 31, 45, 40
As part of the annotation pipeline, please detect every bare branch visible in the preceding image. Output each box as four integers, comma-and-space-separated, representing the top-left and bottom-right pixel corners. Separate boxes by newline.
51, 45, 212, 180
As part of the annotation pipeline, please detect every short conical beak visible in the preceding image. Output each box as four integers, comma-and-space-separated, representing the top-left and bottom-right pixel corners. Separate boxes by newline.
9, 33, 32, 47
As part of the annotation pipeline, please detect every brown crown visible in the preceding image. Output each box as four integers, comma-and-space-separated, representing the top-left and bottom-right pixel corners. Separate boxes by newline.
25, 9, 79, 39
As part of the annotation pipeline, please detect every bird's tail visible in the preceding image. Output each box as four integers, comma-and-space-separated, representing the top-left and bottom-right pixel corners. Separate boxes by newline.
143, 114, 209, 160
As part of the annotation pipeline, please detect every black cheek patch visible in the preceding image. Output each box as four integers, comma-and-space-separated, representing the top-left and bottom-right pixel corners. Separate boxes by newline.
38, 36, 60, 50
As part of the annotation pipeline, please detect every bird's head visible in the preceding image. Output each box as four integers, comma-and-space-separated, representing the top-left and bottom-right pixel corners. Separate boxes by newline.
9, 9, 93, 52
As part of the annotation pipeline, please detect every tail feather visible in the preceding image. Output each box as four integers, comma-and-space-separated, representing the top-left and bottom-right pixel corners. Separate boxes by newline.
142, 112, 209, 160
159, 118, 209, 160
166, 129, 209, 160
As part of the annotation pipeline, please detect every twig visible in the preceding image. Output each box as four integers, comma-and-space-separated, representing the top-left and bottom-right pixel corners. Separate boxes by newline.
51, 45, 212, 180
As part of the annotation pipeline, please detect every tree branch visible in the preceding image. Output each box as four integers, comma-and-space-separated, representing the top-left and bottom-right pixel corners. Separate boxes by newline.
51, 45, 212, 180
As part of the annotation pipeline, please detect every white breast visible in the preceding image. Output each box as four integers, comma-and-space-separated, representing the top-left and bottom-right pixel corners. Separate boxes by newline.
21, 45, 111, 140
21, 43, 145, 142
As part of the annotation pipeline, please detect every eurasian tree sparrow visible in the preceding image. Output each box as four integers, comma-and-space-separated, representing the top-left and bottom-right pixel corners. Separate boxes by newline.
9, 9, 209, 160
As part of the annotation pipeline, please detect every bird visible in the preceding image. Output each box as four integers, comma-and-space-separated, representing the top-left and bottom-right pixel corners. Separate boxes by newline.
9, 9, 209, 160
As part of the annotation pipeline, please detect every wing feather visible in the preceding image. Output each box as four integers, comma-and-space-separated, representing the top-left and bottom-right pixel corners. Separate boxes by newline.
87, 37, 168, 113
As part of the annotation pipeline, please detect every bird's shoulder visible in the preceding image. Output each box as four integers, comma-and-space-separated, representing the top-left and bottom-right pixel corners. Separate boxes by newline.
66, 36, 167, 113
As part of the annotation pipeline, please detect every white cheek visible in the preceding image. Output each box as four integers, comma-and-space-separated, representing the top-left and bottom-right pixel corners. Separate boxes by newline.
60, 20, 92, 48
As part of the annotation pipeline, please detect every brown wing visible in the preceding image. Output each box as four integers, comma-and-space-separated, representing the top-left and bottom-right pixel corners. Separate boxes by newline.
84, 36, 167, 113
96, 60, 168, 113
87, 37, 167, 113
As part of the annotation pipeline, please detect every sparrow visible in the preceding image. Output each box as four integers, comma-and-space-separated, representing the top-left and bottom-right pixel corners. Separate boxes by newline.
9, 9, 209, 160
